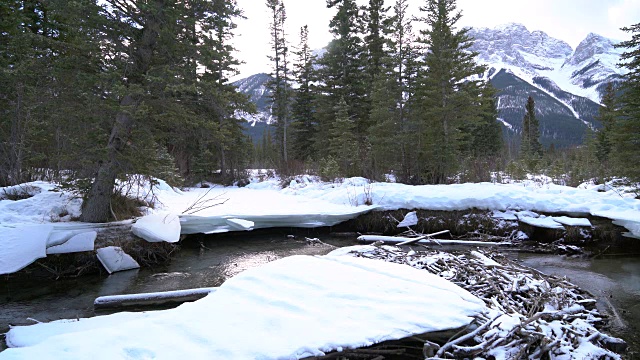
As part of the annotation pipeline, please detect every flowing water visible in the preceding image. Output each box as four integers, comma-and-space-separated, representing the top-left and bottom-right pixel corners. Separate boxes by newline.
514, 253, 640, 355
1, 233, 639, 355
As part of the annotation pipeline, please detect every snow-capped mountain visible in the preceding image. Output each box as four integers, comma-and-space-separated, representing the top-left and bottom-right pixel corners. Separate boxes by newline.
233, 23, 627, 147
469, 23, 624, 104
468, 23, 626, 146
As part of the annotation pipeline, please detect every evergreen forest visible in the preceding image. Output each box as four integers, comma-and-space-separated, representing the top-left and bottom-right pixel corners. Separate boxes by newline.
1, 0, 640, 223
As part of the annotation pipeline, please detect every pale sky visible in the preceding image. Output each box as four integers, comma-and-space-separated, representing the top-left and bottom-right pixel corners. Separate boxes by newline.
231, 0, 640, 80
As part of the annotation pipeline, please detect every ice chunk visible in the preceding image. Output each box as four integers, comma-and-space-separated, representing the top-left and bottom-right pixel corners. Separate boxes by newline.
552, 216, 592, 227
47, 231, 96, 255
96, 246, 140, 274
224, 218, 255, 231
397, 211, 418, 227
519, 216, 565, 229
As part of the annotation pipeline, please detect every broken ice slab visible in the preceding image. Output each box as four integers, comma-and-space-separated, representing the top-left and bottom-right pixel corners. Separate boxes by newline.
46, 231, 96, 255
132, 212, 181, 243
96, 246, 140, 274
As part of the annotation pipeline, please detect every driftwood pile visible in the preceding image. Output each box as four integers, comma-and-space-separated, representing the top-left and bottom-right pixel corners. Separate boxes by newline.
346, 244, 625, 359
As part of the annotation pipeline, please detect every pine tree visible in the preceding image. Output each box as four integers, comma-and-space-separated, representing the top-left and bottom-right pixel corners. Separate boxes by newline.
329, 97, 358, 176
266, 0, 292, 169
389, 0, 420, 182
0, 0, 106, 185
612, 23, 640, 182
595, 82, 617, 174
82, 0, 249, 222
412, 0, 488, 184
290, 25, 317, 162
315, 0, 366, 164
520, 95, 543, 171
462, 84, 503, 158
368, 68, 400, 179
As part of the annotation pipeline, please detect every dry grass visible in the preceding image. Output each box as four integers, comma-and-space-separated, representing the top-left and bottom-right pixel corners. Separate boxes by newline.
109, 193, 150, 221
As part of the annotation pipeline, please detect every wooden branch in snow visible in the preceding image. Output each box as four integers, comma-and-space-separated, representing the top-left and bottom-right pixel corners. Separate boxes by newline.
397, 230, 450, 245
357, 232, 510, 246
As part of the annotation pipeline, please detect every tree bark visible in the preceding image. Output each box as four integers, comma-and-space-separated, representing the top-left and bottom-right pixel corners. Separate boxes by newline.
80, 95, 137, 223
81, 1, 163, 222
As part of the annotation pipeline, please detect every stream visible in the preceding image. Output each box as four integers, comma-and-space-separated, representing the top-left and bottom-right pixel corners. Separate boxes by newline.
1, 233, 639, 355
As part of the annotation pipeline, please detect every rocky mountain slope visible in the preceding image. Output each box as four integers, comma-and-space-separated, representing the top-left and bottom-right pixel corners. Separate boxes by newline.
233, 23, 627, 148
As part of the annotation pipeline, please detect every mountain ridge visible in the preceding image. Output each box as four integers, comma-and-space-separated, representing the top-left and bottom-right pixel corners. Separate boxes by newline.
233, 23, 628, 148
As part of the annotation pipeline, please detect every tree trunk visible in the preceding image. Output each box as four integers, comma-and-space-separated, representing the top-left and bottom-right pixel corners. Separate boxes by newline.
80, 1, 163, 222
80, 95, 137, 223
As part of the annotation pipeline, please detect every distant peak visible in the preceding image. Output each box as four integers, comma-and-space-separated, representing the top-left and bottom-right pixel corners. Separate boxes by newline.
494, 22, 528, 32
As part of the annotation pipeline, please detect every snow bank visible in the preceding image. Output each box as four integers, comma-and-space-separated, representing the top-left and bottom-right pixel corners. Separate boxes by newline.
46, 231, 96, 255
518, 216, 565, 229
131, 212, 181, 243
3, 254, 485, 360
278, 179, 640, 238
0, 225, 53, 275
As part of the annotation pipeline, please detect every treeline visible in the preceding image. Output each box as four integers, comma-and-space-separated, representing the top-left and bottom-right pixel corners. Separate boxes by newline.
260, 0, 640, 187
262, 0, 502, 184
1, 0, 639, 222
0, 0, 254, 220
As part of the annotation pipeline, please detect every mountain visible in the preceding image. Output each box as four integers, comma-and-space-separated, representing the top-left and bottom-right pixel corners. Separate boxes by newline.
233, 24, 627, 148
469, 23, 626, 147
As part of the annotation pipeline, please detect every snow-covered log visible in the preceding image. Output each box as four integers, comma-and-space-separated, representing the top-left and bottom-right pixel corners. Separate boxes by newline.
94, 288, 217, 309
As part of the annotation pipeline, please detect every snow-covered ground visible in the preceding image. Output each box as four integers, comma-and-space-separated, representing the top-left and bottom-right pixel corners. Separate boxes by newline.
1, 253, 485, 359
1, 175, 639, 274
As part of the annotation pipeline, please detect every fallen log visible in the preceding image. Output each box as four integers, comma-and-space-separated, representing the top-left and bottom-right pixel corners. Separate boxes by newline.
94, 287, 217, 309
357, 234, 510, 247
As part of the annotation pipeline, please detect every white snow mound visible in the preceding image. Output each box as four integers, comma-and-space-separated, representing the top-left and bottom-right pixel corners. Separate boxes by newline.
3, 254, 485, 360
0, 225, 53, 275
131, 212, 181, 243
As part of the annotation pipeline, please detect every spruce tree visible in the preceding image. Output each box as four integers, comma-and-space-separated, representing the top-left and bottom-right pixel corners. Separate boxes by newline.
613, 23, 640, 182
266, 0, 292, 169
520, 95, 543, 171
82, 0, 249, 222
0, 0, 106, 185
329, 97, 358, 176
290, 25, 317, 162
368, 67, 400, 179
315, 0, 366, 165
595, 82, 617, 175
412, 0, 488, 184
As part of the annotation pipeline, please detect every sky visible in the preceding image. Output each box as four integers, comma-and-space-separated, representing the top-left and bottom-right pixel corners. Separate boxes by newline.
231, 0, 640, 80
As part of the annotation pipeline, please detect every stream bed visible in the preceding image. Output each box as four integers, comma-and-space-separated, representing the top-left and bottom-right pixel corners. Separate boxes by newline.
1, 233, 639, 355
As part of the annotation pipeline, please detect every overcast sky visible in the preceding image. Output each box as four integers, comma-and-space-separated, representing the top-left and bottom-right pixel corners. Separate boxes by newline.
231, 0, 640, 80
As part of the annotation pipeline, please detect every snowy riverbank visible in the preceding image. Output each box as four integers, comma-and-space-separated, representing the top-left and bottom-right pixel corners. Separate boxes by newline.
1, 175, 640, 275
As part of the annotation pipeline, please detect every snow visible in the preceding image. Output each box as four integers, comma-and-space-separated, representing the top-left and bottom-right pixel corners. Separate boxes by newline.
552, 216, 592, 227
2, 175, 640, 275
2, 254, 486, 360
0, 225, 52, 275
275, 178, 640, 237
518, 215, 565, 229
470, 251, 501, 266
46, 231, 96, 255
96, 246, 140, 274
397, 211, 418, 227
131, 212, 181, 243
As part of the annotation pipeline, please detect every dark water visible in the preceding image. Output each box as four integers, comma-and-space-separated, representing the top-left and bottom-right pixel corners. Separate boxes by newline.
514, 253, 640, 355
1, 235, 639, 355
